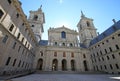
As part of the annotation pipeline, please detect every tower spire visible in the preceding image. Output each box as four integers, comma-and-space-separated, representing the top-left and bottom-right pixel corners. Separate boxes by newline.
38, 5, 42, 11
81, 11, 85, 18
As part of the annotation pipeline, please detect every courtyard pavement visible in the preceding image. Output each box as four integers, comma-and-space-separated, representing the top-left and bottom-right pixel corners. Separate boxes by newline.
11, 73, 120, 81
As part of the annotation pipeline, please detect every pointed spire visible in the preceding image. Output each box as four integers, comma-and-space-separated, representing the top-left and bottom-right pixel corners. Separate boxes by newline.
81, 11, 85, 18
40, 5, 42, 9
38, 5, 42, 11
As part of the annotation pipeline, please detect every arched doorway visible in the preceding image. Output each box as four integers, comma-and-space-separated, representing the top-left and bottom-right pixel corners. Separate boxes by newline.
37, 59, 43, 70
83, 60, 88, 71
52, 59, 58, 71
62, 59, 67, 71
71, 60, 75, 71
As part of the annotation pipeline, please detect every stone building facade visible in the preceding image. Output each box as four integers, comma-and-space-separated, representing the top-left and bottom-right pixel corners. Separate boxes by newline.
0, 0, 120, 76
28, 6, 45, 42
34, 26, 93, 71
89, 21, 120, 74
0, 0, 37, 75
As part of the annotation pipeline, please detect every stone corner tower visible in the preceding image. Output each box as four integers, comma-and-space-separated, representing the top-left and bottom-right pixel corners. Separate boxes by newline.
77, 11, 97, 47
28, 6, 45, 42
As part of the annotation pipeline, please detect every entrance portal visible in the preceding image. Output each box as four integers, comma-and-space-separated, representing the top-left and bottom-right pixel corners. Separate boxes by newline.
62, 59, 67, 71
37, 59, 43, 70
71, 60, 75, 71
83, 60, 88, 71
52, 59, 58, 71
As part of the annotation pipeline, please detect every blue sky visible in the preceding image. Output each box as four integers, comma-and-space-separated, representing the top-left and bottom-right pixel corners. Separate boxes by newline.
20, 0, 120, 40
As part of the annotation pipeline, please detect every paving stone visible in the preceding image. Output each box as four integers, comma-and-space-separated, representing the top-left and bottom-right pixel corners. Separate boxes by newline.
12, 74, 120, 81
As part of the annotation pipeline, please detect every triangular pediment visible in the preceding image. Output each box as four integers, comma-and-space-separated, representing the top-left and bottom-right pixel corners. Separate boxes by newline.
49, 26, 77, 34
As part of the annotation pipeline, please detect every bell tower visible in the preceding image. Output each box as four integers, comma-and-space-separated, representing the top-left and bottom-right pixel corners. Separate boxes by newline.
77, 11, 97, 47
28, 5, 45, 42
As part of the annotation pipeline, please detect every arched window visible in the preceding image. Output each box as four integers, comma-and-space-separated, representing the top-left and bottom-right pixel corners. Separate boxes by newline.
86, 21, 90, 27
61, 31, 66, 38
34, 15, 38, 21
55, 42, 57, 45
31, 25, 34, 27
37, 59, 43, 70
40, 51, 43, 56
83, 54, 86, 58
70, 43, 73, 47
62, 43, 65, 46
52, 59, 58, 71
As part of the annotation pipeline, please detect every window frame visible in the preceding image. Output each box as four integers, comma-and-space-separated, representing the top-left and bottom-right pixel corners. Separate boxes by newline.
61, 31, 66, 39
0, 9, 4, 19
2, 35, 8, 43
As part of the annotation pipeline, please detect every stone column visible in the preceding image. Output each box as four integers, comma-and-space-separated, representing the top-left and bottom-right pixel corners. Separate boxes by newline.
67, 59, 71, 71
58, 59, 62, 71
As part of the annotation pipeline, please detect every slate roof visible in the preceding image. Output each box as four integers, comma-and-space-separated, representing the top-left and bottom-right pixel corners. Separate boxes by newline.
39, 40, 87, 48
39, 40, 48, 46
90, 20, 120, 46
80, 43, 87, 48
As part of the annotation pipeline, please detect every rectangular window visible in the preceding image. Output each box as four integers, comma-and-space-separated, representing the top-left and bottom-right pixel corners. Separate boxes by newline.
119, 52, 120, 56
18, 60, 21, 67
110, 64, 113, 70
2, 35, 8, 43
102, 42, 104, 45
22, 62, 24, 67
105, 49, 107, 54
61, 31, 66, 38
12, 42, 16, 49
115, 45, 119, 50
12, 59, 16, 66
54, 52, 57, 57
100, 51, 102, 55
118, 34, 120, 37
16, 13, 19, 18
5, 57, 11, 65
100, 65, 102, 70
106, 40, 109, 43
109, 47, 112, 52
102, 57, 104, 61
9, 24, 14, 32
104, 65, 107, 69
97, 52, 99, 56
115, 64, 119, 69
107, 56, 109, 60
112, 37, 115, 39
25, 41, 27, 46
112, 54, 115, 59
18, 46, 21, 52
17, 33, 20, 39
0, 9, 4, 19
8, 0, 12, 4
21, 37, 24, 43
63, 52, 66, 57
71, 52, 74, 58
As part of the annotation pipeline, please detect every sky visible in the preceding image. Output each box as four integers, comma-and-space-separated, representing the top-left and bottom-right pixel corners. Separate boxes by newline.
20, 0, 120, 40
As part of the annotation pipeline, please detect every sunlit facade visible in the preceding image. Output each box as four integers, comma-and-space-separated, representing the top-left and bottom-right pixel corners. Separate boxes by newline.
0, 0, 120, 77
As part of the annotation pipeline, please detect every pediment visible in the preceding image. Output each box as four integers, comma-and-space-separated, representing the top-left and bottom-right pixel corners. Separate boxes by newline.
49, 26, 77, 34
